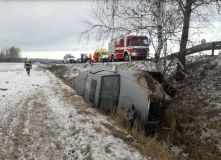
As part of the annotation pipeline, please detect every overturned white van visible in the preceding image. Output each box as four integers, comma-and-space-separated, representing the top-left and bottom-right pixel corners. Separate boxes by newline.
76, 66, 175, 132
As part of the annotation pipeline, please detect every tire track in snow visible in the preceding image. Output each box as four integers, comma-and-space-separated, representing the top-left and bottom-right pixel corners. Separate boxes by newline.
0, 92, 66, 160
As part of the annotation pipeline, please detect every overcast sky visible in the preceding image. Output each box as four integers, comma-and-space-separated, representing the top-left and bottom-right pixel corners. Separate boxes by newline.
0, 0, 220, 59
0, 0, 98, 59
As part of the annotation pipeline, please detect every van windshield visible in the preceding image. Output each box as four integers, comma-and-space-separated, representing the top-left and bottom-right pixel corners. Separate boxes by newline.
98, 75, 120, 113
128, 37, 149, 46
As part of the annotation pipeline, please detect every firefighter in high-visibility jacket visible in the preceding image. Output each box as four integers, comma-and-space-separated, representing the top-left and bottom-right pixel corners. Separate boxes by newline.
24, 58, 32, 76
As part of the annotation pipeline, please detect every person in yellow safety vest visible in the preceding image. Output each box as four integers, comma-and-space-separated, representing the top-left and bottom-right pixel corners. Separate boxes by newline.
24, 58, 32, 76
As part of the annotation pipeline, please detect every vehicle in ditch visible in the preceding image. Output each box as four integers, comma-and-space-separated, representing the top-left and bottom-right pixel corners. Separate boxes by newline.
75, 66, 175, 133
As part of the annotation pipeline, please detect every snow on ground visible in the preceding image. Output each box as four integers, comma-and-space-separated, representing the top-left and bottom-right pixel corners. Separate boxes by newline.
0, 63, 150, 160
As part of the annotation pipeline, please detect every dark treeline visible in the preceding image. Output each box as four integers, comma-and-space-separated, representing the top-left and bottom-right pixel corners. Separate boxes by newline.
0, 47, 21, 62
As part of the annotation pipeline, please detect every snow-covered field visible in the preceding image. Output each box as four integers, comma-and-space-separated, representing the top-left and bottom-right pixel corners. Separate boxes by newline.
0, 63, 150, 160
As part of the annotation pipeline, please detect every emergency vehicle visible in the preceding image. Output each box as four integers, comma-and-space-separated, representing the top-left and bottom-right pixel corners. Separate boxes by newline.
108, 35, 150, 61
93, 49, 111, 62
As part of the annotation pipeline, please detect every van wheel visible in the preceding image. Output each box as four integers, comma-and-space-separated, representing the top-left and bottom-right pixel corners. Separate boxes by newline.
124, 53, 129, 61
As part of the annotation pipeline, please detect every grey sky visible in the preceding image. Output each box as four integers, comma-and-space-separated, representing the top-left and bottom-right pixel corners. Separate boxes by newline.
0, 0, 95, 53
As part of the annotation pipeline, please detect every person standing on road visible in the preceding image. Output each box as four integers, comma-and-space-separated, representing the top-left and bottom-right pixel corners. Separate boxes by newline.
24, 58, 32, 76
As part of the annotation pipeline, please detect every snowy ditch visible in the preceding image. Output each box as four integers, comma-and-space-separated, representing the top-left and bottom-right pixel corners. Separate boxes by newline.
46, 61, 176, 132
45, 54, 221, 160
44, 61, 179, 159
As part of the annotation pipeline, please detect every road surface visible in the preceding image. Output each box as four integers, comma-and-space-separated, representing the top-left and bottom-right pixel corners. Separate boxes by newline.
0, 63, 149, 160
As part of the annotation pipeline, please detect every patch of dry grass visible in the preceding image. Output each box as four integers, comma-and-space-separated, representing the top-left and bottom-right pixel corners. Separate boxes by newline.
76, 107, 91, 115
104, 144, 112, 154
85, 153, 93, 160
93, 126, 102, 133
102, 114, 177, 160
81, 144, 91, 156
71, 129, 81, 136
46, 64, 76, 89
161, 100, 221, 160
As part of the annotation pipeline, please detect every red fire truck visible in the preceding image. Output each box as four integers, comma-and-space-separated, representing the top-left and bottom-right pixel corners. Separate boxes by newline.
108, 35, 149, 61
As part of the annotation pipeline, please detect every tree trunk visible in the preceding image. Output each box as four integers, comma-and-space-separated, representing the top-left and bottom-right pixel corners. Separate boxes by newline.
175, 0, 193, 81
163, 40, 168, 76
155, 0, 163, 61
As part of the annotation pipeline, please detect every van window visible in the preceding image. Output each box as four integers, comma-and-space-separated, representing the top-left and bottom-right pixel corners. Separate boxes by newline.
98, 75, 120, 113
89, 79, 97, 104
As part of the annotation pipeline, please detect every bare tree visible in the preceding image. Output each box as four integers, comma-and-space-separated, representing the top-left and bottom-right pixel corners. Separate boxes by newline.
84, 0, 182, 61
175, 0, 221, 80
0, 46, 20, 62
9, 46, 20, 58
154, 0, 163, 60
84, 0, 220, 78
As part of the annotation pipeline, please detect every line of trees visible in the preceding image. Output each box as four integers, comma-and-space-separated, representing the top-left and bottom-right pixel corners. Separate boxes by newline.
84, 0, 221, 80
0, 47, 21, 61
